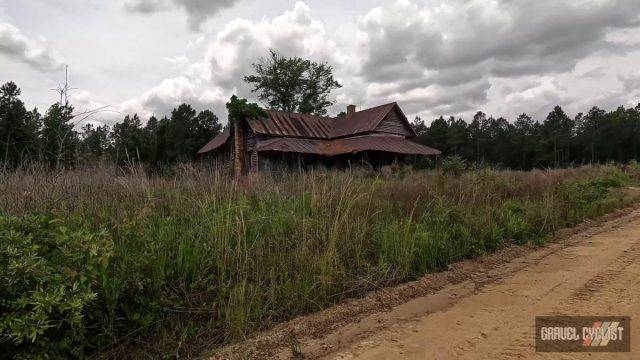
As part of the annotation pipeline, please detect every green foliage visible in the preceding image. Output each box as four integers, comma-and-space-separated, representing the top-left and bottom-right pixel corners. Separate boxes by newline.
110, 106, 222, 166
40, 102, 78, 169
0, 82, 41, 166
243, 50, 341, 116
79, 123, 110, 162
0, 215, 112, 358
0, 158, 639, 357
499, 200, 530, 244
439, 155, 467, 176
558, 171, 630, 222
410, 103, 640, 169
3, 80, 640, 171
412, 156, 434, 170
154, 105, 221, 164
425, 116, 449, 153
1, 81, 223, 169
226, 95, 267, 125
111, 114, 151, 164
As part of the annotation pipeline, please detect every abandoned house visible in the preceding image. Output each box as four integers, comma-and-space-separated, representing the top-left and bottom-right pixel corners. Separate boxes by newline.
198, 102, 441, 173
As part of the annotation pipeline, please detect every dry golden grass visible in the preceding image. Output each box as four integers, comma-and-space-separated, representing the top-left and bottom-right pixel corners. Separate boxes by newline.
1, 164, 637, 358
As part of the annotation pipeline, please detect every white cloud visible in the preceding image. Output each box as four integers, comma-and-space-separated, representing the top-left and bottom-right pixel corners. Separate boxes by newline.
138, 76, 226, 115
619, 71, 640, 93
503, 78, 573, 117
204, 1, 337, 92
580, 66, 608, 79
120, 1, 338, 122
60, 0, 640, 127
0, 22, 64, 72
163, 55, 189, 67
350, 0, 640, 118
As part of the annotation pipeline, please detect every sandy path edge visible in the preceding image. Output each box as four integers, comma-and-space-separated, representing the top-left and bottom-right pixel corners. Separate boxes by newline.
209, 204, 640, 360
326, 208, 640, 359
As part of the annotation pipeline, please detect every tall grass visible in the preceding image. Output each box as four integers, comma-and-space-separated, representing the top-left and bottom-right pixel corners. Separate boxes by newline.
1, 164, 637, 358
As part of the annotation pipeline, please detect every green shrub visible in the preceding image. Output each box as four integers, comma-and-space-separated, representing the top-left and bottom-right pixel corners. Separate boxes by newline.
439, 155, 467, 176
0, 165, 637, 358
0, 216, 112, 358
499, 200, 530, 244
559, 171, 630, 222
413, 157, 435, 170
482, 225, 505, 251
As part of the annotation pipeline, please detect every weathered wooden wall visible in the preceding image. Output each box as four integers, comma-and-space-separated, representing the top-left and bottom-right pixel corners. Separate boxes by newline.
374, 108, 412, 136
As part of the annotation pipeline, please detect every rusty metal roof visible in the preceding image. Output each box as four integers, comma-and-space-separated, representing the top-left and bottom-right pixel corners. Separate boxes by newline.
248, 110, 335, 139
324, 135, 440, 156
255, 135, 440, 156
197, 130, 230, 153
199, 103, 439, 156
247, 103, 405, 139
330, 103, 397, 138
324, 135, 441, 156
256, 137, 326, 154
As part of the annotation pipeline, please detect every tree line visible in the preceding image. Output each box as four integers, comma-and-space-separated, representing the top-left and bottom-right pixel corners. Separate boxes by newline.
1, 50, 342, 171
0, 81, 222, 170
411, 103, 640, 169
3, 45, 640, 171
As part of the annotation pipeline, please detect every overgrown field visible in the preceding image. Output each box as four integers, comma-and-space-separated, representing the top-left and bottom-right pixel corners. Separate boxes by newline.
1, 164, 639, 358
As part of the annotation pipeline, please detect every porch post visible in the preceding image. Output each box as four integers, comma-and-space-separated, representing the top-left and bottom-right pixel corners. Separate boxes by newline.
234, 120, 246, 180
250, 150, 259, 173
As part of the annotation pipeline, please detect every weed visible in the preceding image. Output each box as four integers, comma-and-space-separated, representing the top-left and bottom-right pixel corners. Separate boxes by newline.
0, 164, 638, 357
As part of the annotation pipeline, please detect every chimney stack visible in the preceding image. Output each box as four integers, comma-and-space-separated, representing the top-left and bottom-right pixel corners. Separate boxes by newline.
347, 104, 356, 116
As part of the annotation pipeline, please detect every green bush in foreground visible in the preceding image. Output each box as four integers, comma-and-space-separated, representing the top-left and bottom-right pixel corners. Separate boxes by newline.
0, 216, 112, 358
0, 165, 637, 358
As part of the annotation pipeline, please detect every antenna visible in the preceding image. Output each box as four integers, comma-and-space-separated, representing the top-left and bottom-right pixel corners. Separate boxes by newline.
48, 65, 119, 128
50, 65, 77, 105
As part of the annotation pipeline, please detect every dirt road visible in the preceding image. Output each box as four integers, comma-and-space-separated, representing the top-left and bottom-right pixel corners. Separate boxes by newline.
319, 210, 640, 359
213, 207, 640, 359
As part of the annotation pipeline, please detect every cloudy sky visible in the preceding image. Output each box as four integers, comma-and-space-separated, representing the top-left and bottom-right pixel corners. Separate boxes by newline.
1, 0, 640, 127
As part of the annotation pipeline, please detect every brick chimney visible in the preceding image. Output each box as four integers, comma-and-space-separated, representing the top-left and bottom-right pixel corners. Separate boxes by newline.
347, 104, 356, 116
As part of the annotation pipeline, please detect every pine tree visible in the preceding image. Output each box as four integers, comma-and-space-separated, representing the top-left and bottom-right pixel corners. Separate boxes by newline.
0, 82, 42, 167
41, 102, 77, 169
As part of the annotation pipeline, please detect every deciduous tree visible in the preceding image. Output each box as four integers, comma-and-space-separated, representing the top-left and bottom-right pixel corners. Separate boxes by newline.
244, 50, 341, 116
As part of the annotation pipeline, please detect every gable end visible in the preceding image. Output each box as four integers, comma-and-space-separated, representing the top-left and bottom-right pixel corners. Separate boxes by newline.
374, 106, 414, 137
